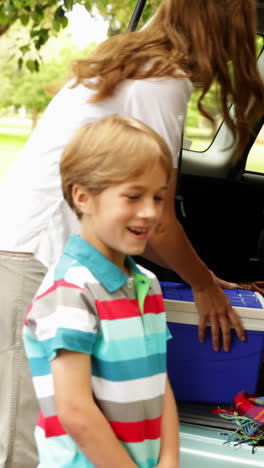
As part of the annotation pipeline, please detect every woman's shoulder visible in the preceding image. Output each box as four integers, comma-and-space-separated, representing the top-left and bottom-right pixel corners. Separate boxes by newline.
121, 75, 192, 118
126, 74, 192, 99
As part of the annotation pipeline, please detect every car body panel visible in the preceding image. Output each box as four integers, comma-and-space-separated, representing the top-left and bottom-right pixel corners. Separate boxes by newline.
180, 424, 264, 467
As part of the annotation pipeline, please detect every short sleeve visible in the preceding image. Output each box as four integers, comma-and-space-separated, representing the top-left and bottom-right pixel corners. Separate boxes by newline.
124, 76, 192, 167
27, 281, 100, 361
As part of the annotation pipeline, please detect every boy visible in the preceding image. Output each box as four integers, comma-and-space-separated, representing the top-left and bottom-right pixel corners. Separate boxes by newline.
23, 115, 179, 468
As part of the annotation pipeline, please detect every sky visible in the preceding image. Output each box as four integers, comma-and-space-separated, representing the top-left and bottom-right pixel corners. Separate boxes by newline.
67, 4, 109, 47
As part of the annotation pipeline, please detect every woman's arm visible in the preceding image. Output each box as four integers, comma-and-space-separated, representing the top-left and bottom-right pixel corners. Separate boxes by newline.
158, 375, 179, 468
144, 169, 245, 352
51, 350, 137, 468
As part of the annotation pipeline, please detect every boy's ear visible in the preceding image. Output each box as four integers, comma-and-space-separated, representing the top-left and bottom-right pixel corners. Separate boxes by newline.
72, 184, 90, 215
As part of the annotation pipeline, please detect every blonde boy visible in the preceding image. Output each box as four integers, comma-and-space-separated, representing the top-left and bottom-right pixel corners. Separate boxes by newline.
23, 115, 179, 468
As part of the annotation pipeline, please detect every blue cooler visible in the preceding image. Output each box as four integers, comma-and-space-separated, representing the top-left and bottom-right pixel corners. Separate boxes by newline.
161, 282, 264, 404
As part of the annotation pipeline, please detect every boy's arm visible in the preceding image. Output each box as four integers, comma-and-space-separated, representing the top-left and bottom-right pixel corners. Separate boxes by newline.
157, 375, 179, 468
144, 168, 245, 352
51, 349, 137, 468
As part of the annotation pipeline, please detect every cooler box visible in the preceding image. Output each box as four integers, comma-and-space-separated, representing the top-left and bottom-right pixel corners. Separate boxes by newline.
161, 282, 264, 404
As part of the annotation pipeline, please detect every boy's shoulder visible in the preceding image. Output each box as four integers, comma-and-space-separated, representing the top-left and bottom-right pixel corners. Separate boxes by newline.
34, 253, 99, 301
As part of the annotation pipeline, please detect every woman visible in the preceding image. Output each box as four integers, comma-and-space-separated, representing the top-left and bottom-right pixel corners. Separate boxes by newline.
0, 1, 263, 467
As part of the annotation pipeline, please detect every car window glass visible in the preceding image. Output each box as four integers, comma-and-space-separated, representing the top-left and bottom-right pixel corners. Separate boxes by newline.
184, 35, 264, 153
245, 123, 264, 174
184, 84, 221, 152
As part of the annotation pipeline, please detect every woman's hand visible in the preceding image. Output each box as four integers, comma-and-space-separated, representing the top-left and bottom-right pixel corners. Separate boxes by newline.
193, 272, 246, 352
213, 273, 238, 290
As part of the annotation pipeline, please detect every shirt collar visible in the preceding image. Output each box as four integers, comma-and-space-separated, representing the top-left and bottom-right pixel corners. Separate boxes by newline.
64, 234, 142, 293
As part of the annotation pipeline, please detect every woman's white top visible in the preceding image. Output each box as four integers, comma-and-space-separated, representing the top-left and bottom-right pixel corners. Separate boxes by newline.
0, 76, 192, 267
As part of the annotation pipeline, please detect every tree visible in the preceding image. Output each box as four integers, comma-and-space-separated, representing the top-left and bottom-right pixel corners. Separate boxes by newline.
0, 0, 157, 70
0, 25, 97, 126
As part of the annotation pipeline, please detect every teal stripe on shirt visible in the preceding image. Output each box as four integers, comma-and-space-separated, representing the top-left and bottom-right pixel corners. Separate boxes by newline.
137, 458, 157, 468
24, 324, 171, 361
28, 356, 51, 377
36, 429, 83, 457
36, 431, 158, 468
94, 332, 167, 362
23, 326, 46, 358
39, 453, 94, 468
25, 329, 171, 378
92, 353, 166, 381
40, 328, 97, 360
31, 350, 169, 379
36, 433, 94, 468
100, 313, 167, 341
123, 438, 160, 463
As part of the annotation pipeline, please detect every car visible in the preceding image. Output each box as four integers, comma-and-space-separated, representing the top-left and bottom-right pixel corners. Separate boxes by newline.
129, 1, 264, 466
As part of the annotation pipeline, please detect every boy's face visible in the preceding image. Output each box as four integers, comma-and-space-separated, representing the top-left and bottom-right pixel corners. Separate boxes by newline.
78, 162, 168, 272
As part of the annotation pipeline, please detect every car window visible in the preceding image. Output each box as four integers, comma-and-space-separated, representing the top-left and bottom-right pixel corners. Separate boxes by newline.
184, 35, 264, 153
183, 84, 221, 152
245, 123, 264, 174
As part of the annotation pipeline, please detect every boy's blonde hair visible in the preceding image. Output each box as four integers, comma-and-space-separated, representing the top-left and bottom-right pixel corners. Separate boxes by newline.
60, 114, 173, 219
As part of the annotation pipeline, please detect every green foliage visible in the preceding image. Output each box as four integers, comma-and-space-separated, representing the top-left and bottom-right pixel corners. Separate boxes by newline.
26, 58, 39, 72
0, 0, 153, 68
0, 28, 97, 117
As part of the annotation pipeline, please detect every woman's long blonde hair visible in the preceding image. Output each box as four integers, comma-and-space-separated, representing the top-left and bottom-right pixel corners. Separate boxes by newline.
72, 0, 264, 158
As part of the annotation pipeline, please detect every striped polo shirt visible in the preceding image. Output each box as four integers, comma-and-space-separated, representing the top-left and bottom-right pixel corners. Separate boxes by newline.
23, 234, 170, 468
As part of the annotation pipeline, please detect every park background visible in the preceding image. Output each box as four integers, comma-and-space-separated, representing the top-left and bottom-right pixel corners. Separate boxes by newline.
0, 1, 263, 181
